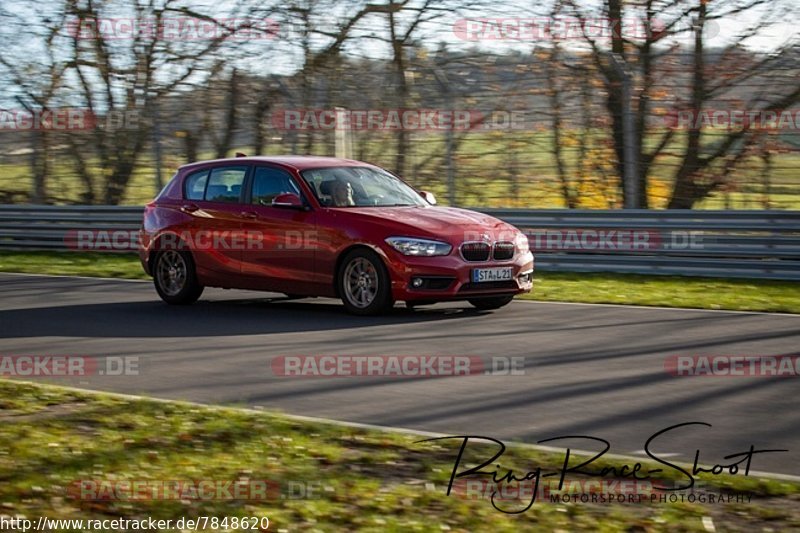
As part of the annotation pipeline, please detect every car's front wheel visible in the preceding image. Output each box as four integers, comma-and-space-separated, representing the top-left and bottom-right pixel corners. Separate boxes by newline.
468, 295, 514, 311
338, 249, 394, 315
153, 250, 204, 305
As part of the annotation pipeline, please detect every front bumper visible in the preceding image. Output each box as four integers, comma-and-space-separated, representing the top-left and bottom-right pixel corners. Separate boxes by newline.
383, 249, 534, 302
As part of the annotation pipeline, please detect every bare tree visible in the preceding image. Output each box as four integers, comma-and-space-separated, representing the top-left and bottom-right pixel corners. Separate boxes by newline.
567, 0, 798, 208
0, 3, 70, 202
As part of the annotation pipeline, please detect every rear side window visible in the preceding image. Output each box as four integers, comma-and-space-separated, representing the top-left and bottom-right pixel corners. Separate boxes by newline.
184, 170, 208, 200
205, 166, 248, 203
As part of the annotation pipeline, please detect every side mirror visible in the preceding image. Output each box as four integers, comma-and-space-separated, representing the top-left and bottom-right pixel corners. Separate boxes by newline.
419, 190, 437, 205
272, 193, 304, 209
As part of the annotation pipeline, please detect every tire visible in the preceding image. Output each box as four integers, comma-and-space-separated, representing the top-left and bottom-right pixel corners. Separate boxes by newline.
153, 250, 204, 305
468, 295, 514, 311
338, 249, 394, 315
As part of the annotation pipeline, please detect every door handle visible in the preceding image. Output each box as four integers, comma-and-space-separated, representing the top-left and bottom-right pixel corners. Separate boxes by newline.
180, 203, 199, 213
240, 211, 258, 220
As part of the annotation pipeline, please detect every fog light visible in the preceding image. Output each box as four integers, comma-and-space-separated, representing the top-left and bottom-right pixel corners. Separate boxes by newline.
411, 277, 424, 288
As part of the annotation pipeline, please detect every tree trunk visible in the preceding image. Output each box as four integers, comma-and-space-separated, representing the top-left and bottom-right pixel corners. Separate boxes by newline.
389, 7, 408, 177
30, 130, 48, 203
605, 0, 629, 206
215, 69, 239, 159
667, 1, 706, 209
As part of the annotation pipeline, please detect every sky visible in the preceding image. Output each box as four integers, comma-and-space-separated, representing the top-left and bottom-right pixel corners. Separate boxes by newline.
0, 0, 796, 100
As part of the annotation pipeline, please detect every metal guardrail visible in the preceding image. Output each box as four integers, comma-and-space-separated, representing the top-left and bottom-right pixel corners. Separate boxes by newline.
481, 208, 800, 280
1, 205, 799, 280
0, 205, 143, 251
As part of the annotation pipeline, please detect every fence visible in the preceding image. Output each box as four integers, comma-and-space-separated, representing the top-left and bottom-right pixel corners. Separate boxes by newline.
1, 205, 798, 280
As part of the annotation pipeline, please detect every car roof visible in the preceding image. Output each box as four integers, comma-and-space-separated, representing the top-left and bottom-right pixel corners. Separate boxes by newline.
178, 155, 374, 172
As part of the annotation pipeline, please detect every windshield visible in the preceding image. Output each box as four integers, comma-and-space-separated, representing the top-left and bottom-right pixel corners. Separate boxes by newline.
300, 166, 426, 208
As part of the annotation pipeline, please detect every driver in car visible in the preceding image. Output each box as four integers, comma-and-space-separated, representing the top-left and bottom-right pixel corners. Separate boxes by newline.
331, 180, 355, 207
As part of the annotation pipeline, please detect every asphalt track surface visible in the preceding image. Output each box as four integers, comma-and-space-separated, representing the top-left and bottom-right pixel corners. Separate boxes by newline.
2, 273, 799, 477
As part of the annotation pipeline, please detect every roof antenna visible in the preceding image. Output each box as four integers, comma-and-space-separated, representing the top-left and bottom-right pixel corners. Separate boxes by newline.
235, 152, 247, 158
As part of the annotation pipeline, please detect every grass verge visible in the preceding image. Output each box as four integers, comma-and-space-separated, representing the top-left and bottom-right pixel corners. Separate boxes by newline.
1, 379, 798, 532
0, 251, 149, 280
1, 251, 798, 314
520, 272, 800, 314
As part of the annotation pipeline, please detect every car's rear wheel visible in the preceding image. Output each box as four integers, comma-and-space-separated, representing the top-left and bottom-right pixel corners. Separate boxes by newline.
468, 295, 514, 310
338, 249, 393, 315
153, 250, 204, 305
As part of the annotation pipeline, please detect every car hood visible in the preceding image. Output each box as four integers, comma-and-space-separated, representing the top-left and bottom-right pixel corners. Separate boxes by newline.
335, 206, 519, 242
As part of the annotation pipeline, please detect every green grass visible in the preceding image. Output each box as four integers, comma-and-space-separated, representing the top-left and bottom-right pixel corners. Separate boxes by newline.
1, 251, 798, 314
1, 379, 798, 531
0, 251, 149, 280
521, 272, 800, 314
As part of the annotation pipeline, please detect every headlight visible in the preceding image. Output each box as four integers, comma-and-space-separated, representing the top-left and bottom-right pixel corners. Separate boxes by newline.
515, 232, 530, 253
385, 237, 452, 256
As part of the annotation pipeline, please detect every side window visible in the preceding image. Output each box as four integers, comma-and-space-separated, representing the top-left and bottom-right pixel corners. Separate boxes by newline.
205, 166, 248, 203
251, 166, 300, 205
184, 170, 208, 200
301, 168, 338, 205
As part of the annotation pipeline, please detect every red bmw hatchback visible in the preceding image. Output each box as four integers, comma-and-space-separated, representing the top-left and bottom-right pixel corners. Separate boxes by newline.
139, 156, 534, 315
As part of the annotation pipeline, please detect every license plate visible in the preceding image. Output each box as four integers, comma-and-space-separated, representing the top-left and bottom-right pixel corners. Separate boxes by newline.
472, 267, 513, 283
